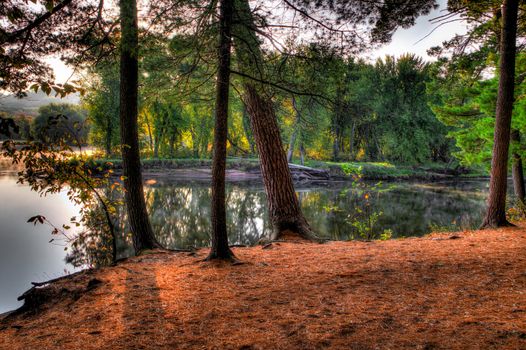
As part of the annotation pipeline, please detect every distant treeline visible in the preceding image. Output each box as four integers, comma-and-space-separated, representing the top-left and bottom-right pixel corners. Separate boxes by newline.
0, 103, 88, 145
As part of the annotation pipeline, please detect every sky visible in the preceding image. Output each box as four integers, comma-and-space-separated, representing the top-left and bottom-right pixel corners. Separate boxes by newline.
369, 0, 468, 61
49, 0, 468, 84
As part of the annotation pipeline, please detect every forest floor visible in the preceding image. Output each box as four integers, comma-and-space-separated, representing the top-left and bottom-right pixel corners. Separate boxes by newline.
1, 225, 525, 349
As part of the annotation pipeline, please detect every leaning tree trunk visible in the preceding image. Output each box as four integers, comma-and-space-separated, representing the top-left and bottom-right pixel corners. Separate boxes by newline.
207, 0, 235, 260
243, 84, 315, 240
481, 0, 519, 228
511, 130, 525, 205
119, 0, 161, 252
233, 0, 315, 240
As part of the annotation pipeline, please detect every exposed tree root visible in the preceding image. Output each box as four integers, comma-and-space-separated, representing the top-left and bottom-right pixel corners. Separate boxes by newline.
203, 247, 241, 264
270, 218, 325, 243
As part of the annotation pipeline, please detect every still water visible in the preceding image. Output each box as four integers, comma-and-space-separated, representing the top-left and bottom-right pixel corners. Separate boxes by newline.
0, 172, 490, 313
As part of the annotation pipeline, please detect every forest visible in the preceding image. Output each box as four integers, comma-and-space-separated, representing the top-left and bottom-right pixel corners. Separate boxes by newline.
0, 0, 525, 349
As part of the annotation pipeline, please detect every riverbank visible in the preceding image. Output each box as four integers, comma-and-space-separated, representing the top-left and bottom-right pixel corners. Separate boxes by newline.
92, 158, 488, 182
1, 225, 525, 349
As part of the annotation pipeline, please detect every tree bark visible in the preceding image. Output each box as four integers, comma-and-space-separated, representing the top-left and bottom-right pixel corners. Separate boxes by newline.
511, 130, 525, 205
332, 131, 340, 161
207, 0, 235, 260
286, 97, 301, 163
119, 0, 161, 252
233, 0, 315, 240
243, 84, 315, 240
481, 0, 519, 228
153, 117, 165, 158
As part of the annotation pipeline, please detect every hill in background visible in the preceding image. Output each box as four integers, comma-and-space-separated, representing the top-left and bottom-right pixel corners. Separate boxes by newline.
0, 91, 80, 117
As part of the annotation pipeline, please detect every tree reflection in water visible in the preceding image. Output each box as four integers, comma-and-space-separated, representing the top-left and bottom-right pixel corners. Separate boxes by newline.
67, 180, 489, 266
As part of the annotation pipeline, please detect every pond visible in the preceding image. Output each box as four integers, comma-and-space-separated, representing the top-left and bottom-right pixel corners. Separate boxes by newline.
0, 171, 492, 313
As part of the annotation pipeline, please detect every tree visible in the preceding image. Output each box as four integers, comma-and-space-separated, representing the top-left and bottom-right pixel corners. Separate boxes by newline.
481, 0, 520, 228
83, 64, 121, 157
1, 0, 111, 96
32, 103, 89, 145
119, 0, 161, 252
232, 0, 317, 240
229, 0, 443, 240
0, 112, 32, 141
208, 0, 236, 260
143, 0, 440, 242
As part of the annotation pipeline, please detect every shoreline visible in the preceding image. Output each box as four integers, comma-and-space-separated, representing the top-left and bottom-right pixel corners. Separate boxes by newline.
90, 158, 489, 183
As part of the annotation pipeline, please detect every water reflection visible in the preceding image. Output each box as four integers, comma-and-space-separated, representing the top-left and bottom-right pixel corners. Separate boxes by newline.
147, 184, 270, 249
130, 179, 488, 251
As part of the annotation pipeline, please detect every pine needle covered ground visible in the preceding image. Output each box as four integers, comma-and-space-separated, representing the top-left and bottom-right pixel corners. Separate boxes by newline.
1, 225, 525, 349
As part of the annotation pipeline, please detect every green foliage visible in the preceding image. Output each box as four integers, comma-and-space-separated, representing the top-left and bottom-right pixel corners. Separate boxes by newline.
343, 169, 392, 240
76, 35, 453, 166
272, 50, 451, 165
507, 200, 526, 222
32, 103, 89, 146
430, 52, 526, 170
82, 64, 121, 157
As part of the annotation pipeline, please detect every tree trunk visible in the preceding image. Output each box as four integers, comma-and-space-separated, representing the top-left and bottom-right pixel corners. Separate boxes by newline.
144, 112, 154, 156
287, 130, 297, 163
481, 0, 519, 228
119, 0, 161, 252
207, 0, 235, 260
287, 96, 301, 163
299, 143, 305, 166
190, 128, 199, 158
349, 121, 355, 160
169, 132, 176, 158
512, 154, 525, 204
511, 130, 525, 205
332, 131, 340, 161
242, 105, 255, 154
233, 0, 315, 240
153, 118, 165, 158
332, 84, 347, 161
243, 84, 315, 239
106, 114, 112, 157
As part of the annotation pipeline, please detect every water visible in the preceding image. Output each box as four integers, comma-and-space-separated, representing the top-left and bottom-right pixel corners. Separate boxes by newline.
145, 179, 488, 246
0, 172, 492, 313
0, 173, 81, 313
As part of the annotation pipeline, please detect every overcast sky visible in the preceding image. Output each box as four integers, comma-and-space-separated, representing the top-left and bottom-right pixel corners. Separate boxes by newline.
368, 0, 467, 61
50, 0, 468, 84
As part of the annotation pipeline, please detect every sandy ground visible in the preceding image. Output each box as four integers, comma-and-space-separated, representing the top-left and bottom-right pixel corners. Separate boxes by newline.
1, 225, 525, 349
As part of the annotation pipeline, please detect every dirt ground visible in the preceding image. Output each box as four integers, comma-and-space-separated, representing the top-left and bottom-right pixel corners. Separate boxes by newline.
1, 225, 525, 349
